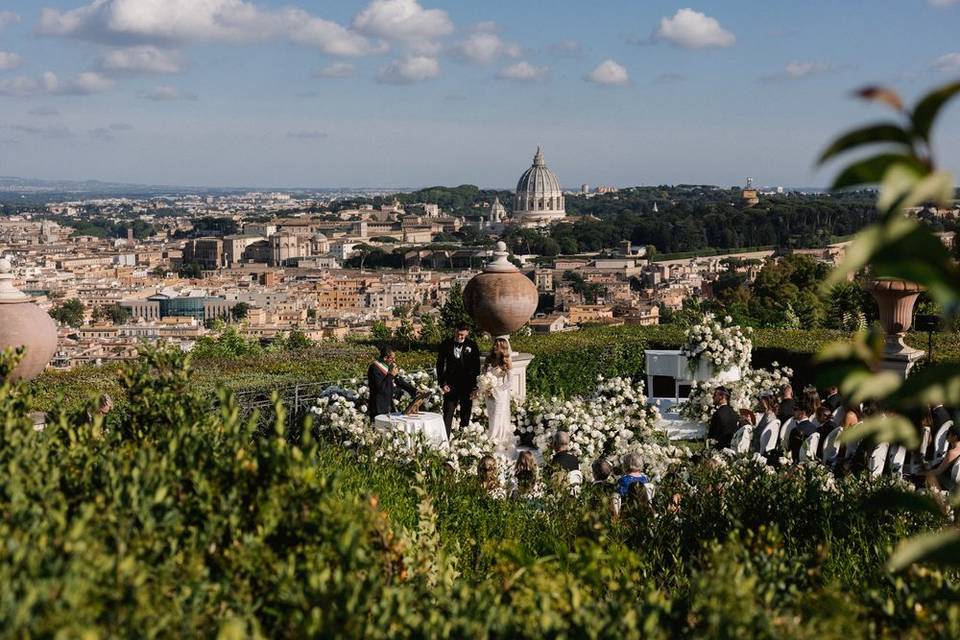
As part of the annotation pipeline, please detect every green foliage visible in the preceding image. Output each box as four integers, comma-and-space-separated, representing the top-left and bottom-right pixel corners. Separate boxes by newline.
230, 302, 250, 321
49, 297, 85, 327
439, 282, 475, 334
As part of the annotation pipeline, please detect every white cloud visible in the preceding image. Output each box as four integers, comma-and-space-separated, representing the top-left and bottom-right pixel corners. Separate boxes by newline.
930, 0, 959, 7
655, 9, 735, 49
497, 61, 548, 81
760, 61, 836, 83
584, 59, 629, 86
0, 71, 113, 97
0, 11, 19, 30
99, 46, 182, 74
0, 52, 23, 71
140, 85, 197, 101
353, 0, 453, 42
450, 29, 521, 64
933, 52, 960, 71
376, 55, 439, 84
314, 62, 355, 78
37, 0, 378, 57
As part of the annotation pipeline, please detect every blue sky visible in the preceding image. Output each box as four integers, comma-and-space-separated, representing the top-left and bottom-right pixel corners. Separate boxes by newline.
0, 0, 958, 189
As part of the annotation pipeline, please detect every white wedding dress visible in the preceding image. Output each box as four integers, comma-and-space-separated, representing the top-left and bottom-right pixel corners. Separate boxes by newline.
485, 366, 514, 453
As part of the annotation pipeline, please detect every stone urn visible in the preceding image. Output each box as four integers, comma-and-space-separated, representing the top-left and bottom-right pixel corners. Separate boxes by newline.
0, 258, 58, 380
463, 241, 538, 338
869, 278, 923, 358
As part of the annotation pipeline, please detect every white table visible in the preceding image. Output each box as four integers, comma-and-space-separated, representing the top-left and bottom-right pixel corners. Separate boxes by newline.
651, 398, 707, 441
374, 411, 448, 448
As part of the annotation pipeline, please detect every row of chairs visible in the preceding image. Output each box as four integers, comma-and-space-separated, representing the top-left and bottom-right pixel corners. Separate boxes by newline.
729, 416, 959, 480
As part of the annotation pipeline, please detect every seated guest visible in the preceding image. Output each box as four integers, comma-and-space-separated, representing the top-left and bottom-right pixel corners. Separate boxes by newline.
814, 405, 838, 459
777, 384, 796, 424
708, 386, 739, 448
738, 408, 756, 427
592, 459, 614, 486
788, 402, 817, 462
616, 452, 650, 499
931, 403, 953, 430
511, 450, 542, 498
803, 386, 822, 426
477, 455, 504, 498
753, 395, 780, 452
366, 345, 418, 418
621, 479, 654, 517
823, 385, 843, 412
550, 431, 581, 472
922, 428, 960, 491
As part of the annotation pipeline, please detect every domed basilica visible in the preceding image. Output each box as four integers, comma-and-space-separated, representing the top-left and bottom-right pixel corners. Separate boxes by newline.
513, 146, 565, 225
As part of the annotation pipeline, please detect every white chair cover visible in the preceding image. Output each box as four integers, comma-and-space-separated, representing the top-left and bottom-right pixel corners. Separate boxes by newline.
799, 433, 820, 463
759, 418, 781, 453
887, 445, 907, 478
868, 443, 890, 479
933, 421, 954, 464
567, 470, 583, 497
919, 426, 932, 458
734, 425, 753, 454
821, 426, 843, 465
780, 418, 796, 451
949, 458, 960, 486
832, 406, 844, 422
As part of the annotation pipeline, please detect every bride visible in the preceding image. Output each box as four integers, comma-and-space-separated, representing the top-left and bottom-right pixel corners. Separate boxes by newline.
478, 338, 514, 452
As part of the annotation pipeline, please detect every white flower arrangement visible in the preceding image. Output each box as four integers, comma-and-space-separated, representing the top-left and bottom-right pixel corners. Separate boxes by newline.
678, 361, 793, 423
682, 313, 753, 375
475, 370, 498, 401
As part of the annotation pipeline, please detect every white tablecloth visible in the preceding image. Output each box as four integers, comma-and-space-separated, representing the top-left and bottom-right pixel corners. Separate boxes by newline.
374, 412, 448, 448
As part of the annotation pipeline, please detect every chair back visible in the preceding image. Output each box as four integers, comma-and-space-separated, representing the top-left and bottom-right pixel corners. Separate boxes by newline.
780, 418, 796, 450
868, 443, 889, 479
832, 406, 844, 422
799, 433, 820, 463
567, 470, 583, 497
919, 426, 932, 460
887, 445, 907, 478
950, 458, 960, 486
933, 420, 954, 463
759, 418, 781, 453
821, 426, 843, 464
734, 425, 753, 454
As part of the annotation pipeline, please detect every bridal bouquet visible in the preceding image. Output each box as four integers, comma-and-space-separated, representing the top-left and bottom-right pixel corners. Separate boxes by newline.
682, 313, 752, 374
474, 370, 499, 401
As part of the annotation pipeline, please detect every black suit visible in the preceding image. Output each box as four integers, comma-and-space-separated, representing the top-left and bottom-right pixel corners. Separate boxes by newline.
436, 338, 481, 434
367, 361, 417, 418
824, 393, 843, 412
777, 398, 796, 424
708, 404, 739, 449
552, 451, 580, 472
788, 418, 817, 462
932, 405, 952, 430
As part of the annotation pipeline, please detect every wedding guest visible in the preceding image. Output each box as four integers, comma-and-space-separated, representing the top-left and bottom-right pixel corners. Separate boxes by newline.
922, 428, 960, 491
738, 408, 756, 427
777, 384, 796, 424
592, 459, 614, 485
804, 386, 822, 426
708, 386, 739, 448
477, 455, 504, 498
550, 431, 580, 472
931, 403, 953, 430
616, 452, 650, 499
436, 322, 481, 436
788, 402, 817, 462
823, 385, 844, 412
621, 479, 654, 518
366, 345, 418, 418
814, 405, 837, 459
753, 395, 781, 453
511, 450, 541, 498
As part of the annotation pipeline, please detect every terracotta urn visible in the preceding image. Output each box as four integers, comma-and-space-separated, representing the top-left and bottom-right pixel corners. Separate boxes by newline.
463, 241, 538, 338
869, 278, 923, 357
0, 258, 58, 380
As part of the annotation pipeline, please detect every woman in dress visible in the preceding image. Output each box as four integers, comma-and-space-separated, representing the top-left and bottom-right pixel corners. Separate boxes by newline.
481, 337, 515, 452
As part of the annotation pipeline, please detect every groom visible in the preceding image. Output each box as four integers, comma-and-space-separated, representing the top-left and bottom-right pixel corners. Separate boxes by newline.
436, 322, 481, 436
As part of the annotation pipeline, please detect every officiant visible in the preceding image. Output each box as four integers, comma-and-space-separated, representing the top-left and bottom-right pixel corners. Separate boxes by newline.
436, 323, 481, 435
367, 345, 418, 418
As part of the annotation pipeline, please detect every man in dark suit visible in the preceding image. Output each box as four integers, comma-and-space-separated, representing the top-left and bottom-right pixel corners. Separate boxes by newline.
778, 384, 796, 424
708, 387, 739, 449
788, 403, 818, 462
931, 403, 952, 429
367, 345, 417, 419
436, 323, 481, 435
823, 386, 843, 412
549, 431, 580, 472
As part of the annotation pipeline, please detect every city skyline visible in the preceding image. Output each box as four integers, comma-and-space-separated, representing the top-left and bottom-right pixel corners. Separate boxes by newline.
0, 0, 958, 189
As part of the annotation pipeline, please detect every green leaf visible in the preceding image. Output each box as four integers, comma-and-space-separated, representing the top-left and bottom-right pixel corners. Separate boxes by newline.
887, 528, 960, 572
863, 488, 943, 518
887, 364, 960, 410
877, 163, 924, 214
838, 414, 919, 448
912, 81, 960, 142
855, 86, 905, 112
845, 370, 902, 405
818, 123, 912, 165
831, 154, 927, 191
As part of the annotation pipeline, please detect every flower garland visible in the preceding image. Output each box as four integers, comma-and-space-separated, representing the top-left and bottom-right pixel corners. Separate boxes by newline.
682, 313, 753, 374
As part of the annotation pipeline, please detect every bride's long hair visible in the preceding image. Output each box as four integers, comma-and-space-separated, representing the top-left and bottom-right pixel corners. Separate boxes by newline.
486, 337, 512, 372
